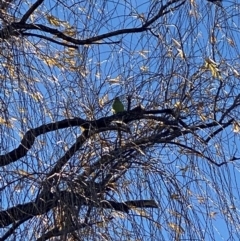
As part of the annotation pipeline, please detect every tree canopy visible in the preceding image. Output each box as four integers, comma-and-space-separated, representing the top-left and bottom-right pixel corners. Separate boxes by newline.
1, 0, 240, 240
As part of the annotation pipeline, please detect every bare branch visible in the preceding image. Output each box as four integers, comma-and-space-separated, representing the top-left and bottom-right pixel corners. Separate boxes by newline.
0, 189, 157, 228
20, 0, 44, 23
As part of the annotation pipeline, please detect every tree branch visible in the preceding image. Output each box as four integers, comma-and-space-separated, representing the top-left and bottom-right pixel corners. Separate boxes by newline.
20, 0, 44, 23
0, 108, 175, 167
0, 189, 157, 229
0, 0, 186, 46
22, 32, 78, 48
0, 106, 227, 168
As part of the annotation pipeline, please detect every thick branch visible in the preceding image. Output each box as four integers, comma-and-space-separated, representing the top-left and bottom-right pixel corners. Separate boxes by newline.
0, 117, 89, 166
0, 108, 175, 167
0, 191, 56, 228
0, 0, 185, 46
0, 189, 157, 228
22, 32, 78, 48
1, 106, 228, 167
13, 22, 150, 44
20, 0, 44, 23
142, 0, 185, 28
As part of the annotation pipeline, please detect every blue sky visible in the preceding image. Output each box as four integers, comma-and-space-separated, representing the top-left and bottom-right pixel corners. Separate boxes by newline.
1, 0, 240, 240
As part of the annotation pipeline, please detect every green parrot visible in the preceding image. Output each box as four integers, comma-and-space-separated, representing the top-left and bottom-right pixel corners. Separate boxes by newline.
112, 97, 124, 114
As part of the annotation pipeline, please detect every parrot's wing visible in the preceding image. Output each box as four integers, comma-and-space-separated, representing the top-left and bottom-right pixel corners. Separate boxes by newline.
112, 98, 124, 113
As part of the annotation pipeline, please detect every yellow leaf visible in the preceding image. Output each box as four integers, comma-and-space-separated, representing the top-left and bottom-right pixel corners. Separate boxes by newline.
0, 117, 6, 124
174, 101, 182, 109
138, 50, 149, 58
44, 58, 57, 66
199, 113, 207, 121
108, 75, 122, 84
0, 117, 12, 127
16, 169, 34, 179
111, 211, 126, 219
30, 92, 43, 101
209, 211, 218, 219
233, 121, 240, 133
137, 13, 145, 21
168, 222, 184, 234
96, 221, 107, 228
133, 208, 150, 218
197, 196, 206, 204
14, 184, 23, 192
140, 65, 148, 72
65, 47, 77, 56
232, 68, 240, 77
18, 108, 25, 113
170, 194, 181, 200
229, 205, 236, 210
44, 57, 63, 68
169, 210, 182, 218
17, 169, 29, 176
177, 48, 185, 59
64, 57, 76, 65
99, 94, 108, 108
227, 38, 235, 47
204, 58, 221, 79
63, 27, 77, 37
210, 35, 217, 44
172, 38, 181, 48
46, 15, 61, 27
